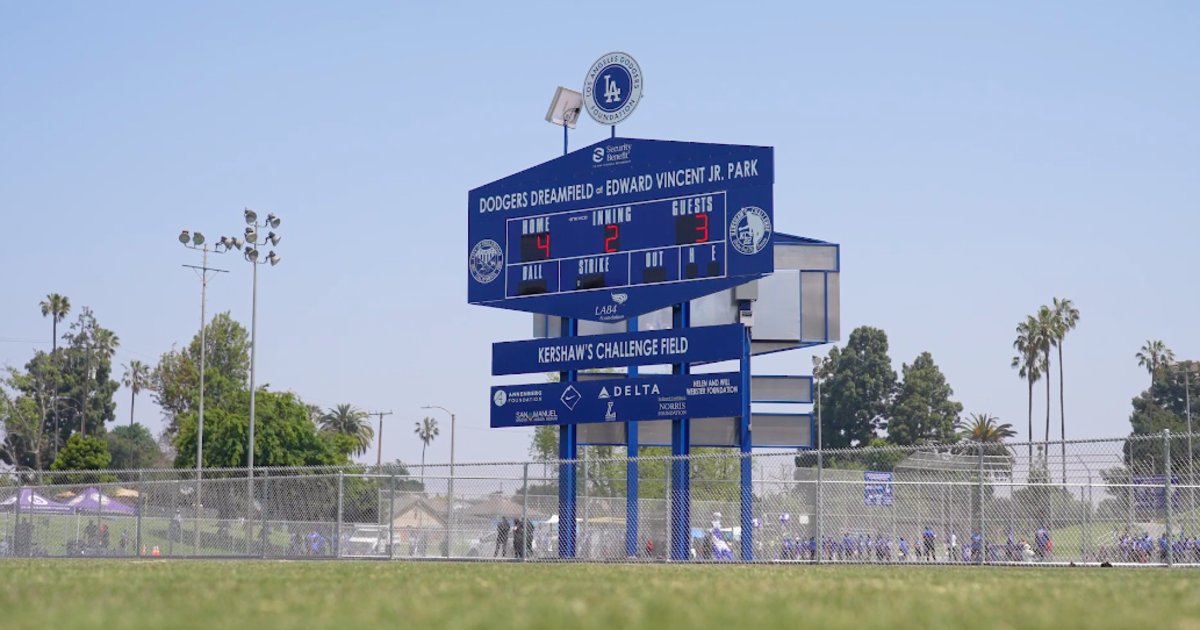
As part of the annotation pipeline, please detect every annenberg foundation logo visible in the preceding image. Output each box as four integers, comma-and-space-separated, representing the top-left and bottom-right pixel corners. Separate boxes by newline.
469, 239, 503, 284
582, 52, 643, 126
729, 207, 772, 255
493, 390, 507, 407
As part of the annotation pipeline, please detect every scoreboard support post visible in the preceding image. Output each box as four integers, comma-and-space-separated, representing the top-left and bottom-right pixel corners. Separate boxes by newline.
558, 317, 579, 559
625, 317, 641, 559
738, 303, 754, 561
669, 303, 692, 562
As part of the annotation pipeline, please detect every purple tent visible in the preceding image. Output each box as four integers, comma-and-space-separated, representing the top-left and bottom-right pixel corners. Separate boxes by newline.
0, 488, 75, 514
65, 488, 138, 514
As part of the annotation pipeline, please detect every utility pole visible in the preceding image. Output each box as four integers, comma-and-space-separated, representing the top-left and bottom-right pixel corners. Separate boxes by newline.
365, 410, 394, 468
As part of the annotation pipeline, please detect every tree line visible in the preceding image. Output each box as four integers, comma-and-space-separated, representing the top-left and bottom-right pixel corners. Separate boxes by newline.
0, 294, 434, 481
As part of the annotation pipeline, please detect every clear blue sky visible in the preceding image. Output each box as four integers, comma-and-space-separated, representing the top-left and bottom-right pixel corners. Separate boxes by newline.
2, 2, 1197, 467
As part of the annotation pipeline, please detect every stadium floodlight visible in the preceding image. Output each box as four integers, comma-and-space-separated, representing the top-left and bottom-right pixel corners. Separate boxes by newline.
244, 247, 259, 262
244, 208, 257, 224
545, 86, 583, 130
267, 213, 280, 228
267, 232, 280, 246
267, 251, 280, 266
179, 230, 191, 244
245, 226, 257, 243
192, 232, 205, 246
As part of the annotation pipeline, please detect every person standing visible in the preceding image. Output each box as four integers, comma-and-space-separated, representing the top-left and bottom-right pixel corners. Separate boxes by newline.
922, 526, 936, 562
512, 519, 525, 560
494, 518, 510, 558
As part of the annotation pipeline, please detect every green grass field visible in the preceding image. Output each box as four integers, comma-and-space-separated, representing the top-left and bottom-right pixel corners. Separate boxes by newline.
2, 560, 1199, 630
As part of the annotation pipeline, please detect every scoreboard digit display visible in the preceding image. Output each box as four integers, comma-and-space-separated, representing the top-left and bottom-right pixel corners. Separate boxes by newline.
506, 192, 726, 299
468, 138, 774, 322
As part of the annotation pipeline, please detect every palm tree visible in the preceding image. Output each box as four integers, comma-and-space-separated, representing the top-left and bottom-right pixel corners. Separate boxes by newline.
1034, 305, 1056, 448
1012, 315, 1043, 464
121, 360, 151, 468
956, 413, 1017, 442
39, 294, 71, 353
1136, 340, 1174, 393
319, 404, 374, 457
414, 417, 440, 488
1051, 297, 1080, 483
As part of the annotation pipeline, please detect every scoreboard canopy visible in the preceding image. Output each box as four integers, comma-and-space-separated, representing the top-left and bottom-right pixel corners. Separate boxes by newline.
468, 138, 774, 322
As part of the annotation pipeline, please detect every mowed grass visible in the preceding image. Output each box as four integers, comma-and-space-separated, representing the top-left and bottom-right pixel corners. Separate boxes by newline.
3, 560, 1200, 630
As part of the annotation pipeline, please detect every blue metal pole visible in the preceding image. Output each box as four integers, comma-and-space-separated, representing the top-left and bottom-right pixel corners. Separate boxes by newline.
670, 303, 691, 561
611, 125, 616, 139
738, 316, 753, 561
626, 316, 640, 558
558, 317, 579, 559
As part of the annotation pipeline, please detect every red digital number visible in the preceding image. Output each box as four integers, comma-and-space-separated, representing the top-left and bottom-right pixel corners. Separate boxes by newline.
695, 214, 709, 243
605, 224, 619, 253
537, 233, 551, 259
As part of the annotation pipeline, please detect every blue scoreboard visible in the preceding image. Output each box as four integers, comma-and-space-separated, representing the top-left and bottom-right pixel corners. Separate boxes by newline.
468, 138, 774, 322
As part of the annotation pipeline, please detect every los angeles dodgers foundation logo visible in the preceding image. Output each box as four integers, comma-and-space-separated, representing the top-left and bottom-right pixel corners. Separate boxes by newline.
469, 239, 504, 284
583, 52, 643, 126
729, 207, 772, 255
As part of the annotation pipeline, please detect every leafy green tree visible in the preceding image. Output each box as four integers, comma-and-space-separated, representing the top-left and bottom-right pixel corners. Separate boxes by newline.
106, 423, 162, 470
888, 351, 962, 445
529, 424, 558, 478
818, 326, 897, 448
1121, 361, 1197, 473
39, 293, 71, 354
172, 389, 347, 469
957, 413, 1015, 443
152, 312, 250, 437
55, 307, 120, 439
51, 433, 112, 482
1012, 315, 1043, 464
1, 365, 55, 470
319, 404, 374, 457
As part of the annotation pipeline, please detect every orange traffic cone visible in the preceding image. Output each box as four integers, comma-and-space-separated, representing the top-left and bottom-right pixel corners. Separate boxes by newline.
152, 545, 161, 556
141, 544, 146, 556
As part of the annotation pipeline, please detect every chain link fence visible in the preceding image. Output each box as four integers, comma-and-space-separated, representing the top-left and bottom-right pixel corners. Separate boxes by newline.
2, 430, 1198, 565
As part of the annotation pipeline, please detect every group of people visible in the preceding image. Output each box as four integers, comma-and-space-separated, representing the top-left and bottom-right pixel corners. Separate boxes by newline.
774, 526, 1055, 563
493, 517, 534, 559
1109, 530, 1200, 563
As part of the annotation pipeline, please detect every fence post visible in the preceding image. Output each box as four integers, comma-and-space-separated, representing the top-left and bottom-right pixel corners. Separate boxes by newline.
336, 471, 344, 559
260, 469, 269, 558
664, 456, 672, 562
1165, 429, 1173, 567
816, 446, 823, 565
136, 471, 143, 557
445, 469, 453, 559
978, 441, 986, 565
388, 471, 396, 561
14, 478, 21, 557
521, 463, 529, 563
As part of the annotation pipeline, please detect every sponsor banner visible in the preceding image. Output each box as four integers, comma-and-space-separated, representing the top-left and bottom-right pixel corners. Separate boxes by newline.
492, 323, 745, 376
864, 471, 893, 507
490, 371, 743, 428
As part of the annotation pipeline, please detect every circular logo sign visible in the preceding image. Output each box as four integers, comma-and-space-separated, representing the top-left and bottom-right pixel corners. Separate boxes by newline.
729, 207, 772, 255
493, 390, 507, 407
469, 239, 504, 284
583, 52, 643, 126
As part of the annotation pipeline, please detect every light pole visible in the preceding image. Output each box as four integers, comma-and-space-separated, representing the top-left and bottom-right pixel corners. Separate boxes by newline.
239, 209, 282, 532
423, 405, 455, 557
179, 229, 234, 556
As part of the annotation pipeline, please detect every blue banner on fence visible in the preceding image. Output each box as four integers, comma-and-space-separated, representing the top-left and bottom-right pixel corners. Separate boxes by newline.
492, 323, 745, 376
864, 471, 893, 507
1132, 475, 1181, 511
490, 371, 743, 428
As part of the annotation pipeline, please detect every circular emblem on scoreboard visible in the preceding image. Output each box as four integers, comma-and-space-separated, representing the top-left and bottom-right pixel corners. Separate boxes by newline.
729, 206, 772, 255
493, 389, 507, 407
469, 239, 504, 284
582, 52, 643, 126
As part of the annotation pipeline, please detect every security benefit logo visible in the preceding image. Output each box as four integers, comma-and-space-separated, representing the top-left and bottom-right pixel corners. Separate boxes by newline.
469, 239, 504, 284
729, 207, 772, 255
